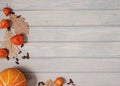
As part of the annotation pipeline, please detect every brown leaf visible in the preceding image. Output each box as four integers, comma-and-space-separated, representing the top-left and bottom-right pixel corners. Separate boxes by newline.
72, 84, 76, 86
9, 14, 29, 35
39, 83, 45, 86
1, 30, 20, 58
45, 79, 54, 86
38, 79, 56, 86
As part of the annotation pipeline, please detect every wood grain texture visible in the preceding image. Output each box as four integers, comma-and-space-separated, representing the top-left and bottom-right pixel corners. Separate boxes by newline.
0, 0, 120, 10
0, 58, 120, 73
28, 27, 120, 42
0, 0, 120, 86
20, 42, 120, 58
26, 73, 120, 86
0, 10, 119, 26
0, 42, 119, 58
1, 26, 120, 42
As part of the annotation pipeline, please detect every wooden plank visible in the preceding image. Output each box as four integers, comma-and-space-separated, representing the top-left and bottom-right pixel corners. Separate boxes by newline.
1, 26, 120, 42
25, 73, 120, 86
0, 58, 120, 73
20, 26, 120, 42
0, 0, 120, 10
18, 42, 120, 57
1, 10, 120, 26
0, 10, 119, 26
0, 36, 120, 58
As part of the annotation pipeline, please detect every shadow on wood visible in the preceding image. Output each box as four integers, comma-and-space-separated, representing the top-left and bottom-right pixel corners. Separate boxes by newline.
15, 67, 37, 86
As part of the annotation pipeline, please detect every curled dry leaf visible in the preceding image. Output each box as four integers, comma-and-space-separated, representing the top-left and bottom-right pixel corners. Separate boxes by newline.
1, 30, 20, 58
39, 79, 54, 86
72, 84, 76, 86
45, 79, 54, 86
9, 14, 29, 35
38, 82, 45, 86
39, 83, 45, 86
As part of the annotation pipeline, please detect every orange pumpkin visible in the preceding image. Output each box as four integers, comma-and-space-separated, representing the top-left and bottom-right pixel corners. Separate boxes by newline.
11, 34, 24, 45
0, 19, 10, 28
0, 48, 8, 58
3, 7, 11, 16
54, 77, 64, 86
0, 68, 26, 86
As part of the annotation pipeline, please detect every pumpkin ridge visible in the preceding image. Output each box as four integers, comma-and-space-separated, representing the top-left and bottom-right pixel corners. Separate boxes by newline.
7, 70, 10, 84
0, 75, 6, 86
12, 71, 21, 85
14, 79, 26, 86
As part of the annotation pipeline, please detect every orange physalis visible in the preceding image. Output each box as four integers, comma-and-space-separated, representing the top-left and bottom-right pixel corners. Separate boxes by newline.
0, 68, 26, 86
0, 19, 10, 29
11, 34, 24, 45
3, 7, 11, 16
0, 48, 8, 58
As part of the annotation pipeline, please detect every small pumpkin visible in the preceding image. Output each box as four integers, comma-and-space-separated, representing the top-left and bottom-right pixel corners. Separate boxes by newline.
11, 34, 24, 45
0, 19, 10, 29
0, 48, 8, 58
3, 7, 11, 16
0, 68, 26, 86
54, 77, 64, 86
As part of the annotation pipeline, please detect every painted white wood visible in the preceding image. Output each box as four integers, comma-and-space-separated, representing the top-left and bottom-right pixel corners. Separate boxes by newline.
23, 10, 120, 26
0, 10, 119, 26
0, 42, 120, 58
0, 0, 120, 85
26, 73, 120, 86
19, 42, 120, 58
0, 58, 120, 73
0, 0, 120, 10
1, 26, 120, 42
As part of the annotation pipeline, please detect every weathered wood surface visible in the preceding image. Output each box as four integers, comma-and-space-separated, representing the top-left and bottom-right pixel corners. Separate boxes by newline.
0, 0, 120, 10
0, 0, 120, 86
1, 10, 119, 26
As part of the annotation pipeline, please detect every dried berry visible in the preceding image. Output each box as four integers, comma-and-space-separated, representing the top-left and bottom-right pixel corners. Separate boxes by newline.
7, 27, 11, 31
67, 79, 74, 85
27, 52, 30, 59
6, 56, 9, 60
18, 51, 22, 54
10, 12, 15, 14
16, 58, 19, 61
21, 44, 24, 48
67, 79, 76, 86
22, 56, 27, 59
15, 61, 19, 65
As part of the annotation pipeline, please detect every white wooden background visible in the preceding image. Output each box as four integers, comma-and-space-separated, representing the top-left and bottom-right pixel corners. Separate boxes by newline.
0, 0, 120, 86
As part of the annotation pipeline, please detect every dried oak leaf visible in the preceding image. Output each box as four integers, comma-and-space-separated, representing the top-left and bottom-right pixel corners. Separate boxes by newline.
45, 79, 54, 86
72, 84, 76, 86
39, 83, 45, 86
9, 14, 29, 35
39, 80, 54, 86
1, 30, 20, 58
